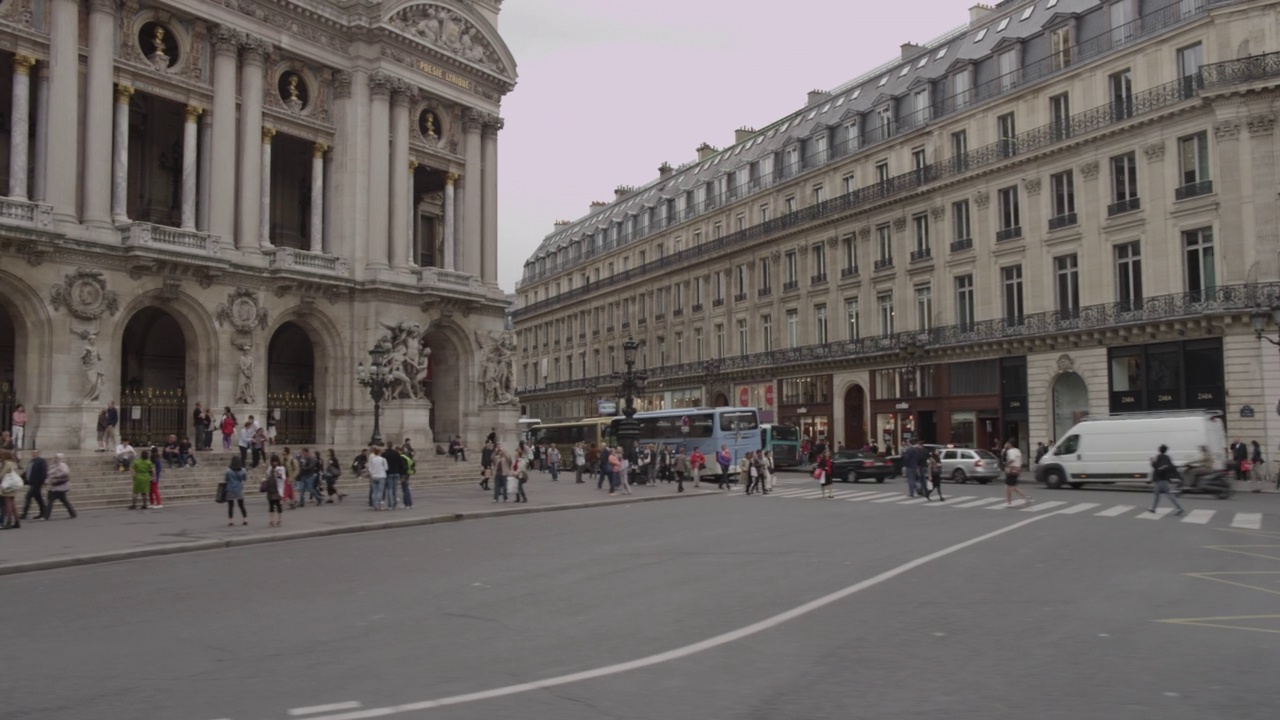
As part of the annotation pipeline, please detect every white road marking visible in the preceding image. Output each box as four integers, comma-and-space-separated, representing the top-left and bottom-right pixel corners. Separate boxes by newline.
1180, 509, 1215, 525
768, 489, 816, 497
898, 498, 930, 505
847, 492, 901, 502
988, 499, 1028, 509
873, 494, 913, 503
1096, 505, 1135, 517
1022, 501, 1068, 513
1231, 513, 1263, 530
955, 498, 1002, 508
1138, 508, 1174, 519
842, 491, 888, 500
289, 702, 363, 716
298, 515, 1056, 720
1057, 503, 1100, 515
928, 496, 974, 505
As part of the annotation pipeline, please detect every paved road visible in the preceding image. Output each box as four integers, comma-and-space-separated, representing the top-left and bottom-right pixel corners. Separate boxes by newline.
5, 479, 1278, 720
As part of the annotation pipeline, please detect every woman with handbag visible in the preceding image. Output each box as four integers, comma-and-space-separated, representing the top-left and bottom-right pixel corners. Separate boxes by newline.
262, 454, 286, 527
1, 449, 23, 528
513, 447, 530, 503
224, 455, 249, 525
816, 450, 835, 498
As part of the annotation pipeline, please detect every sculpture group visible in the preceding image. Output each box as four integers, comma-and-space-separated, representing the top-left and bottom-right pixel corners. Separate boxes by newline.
475, 329, 517, 406
374, 321, 433, 401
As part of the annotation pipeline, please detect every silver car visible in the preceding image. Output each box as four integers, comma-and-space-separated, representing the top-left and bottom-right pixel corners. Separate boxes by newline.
938, 448, 1002, 484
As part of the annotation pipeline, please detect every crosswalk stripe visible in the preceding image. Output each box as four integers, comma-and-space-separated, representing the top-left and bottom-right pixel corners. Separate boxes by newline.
768, 489, 814, 497
928, 495, 974, 505
956, 497, 1002, 508
1096, 505, 1135, 517
1138, 508, 1174, 519
788, 491, 827, 499
841, 491, 887, 500
898, 498, 931, 505
1181, 509, 1215, 525
1022, 501, 1068, 513
988, 499, 1029, 509
848, 492, 901, 502
1057, 503, 1100, 514
872, 494, 913, 503
1231, 512, 1263, 530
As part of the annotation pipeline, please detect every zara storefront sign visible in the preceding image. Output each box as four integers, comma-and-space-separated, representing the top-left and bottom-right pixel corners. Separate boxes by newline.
895, 401, 911, 410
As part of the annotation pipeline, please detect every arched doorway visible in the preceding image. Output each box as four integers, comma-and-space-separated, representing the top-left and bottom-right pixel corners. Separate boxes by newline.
1051, 373, 1089, 441
0, 303, 15, 432
710, 391, 729, 407
424, 325, 465, 440
843, 384, 867, 449
120, 307, 188, 445
267, 322, 316, 444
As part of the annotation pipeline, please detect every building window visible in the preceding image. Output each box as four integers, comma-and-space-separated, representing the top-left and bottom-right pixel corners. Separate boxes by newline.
844, 120, 860, 153
1002, 264, 1024, 326
1111, 0, 1136, 45
1116, 241, 1143, 311
1054, 253, 1080, 319
715, 323, 725, 358
842, 234, 857, 275
812, 243, 827, 282
785, 251, 798, 285
813, 133, 828, 165
761, 316, 773, 352
952, 69, 972, 109
1051, 25, 1071, 71
1049, 92, 1070, 140
674, 282, 685, 311
956, 274, 975, 331
816, 304, 828, 344
952, 199, 971, 251
813, 185, 825, 205
1177, 132, 1211, 198
787, 309, 799, 348
714, 271, 724, 302
843, 174, 856, 196
760, 257, 772, 292
692, 230, 702, 246
913, 87, 931, 123
784, 196, 797, 214
1178, 42, 1203, 95
1110, 69, 1133, 120
997, 186, 1021, 240
1110, 151, 1140, 215
912, 213, 930, 259
952, 130, 968, 168
759, 204, 770, 223
912, 147, 927, 176
877, 224, 892, 265
693, 276, 704, 307
877, 105, 893, 139
845, 299, 860, 341
713, 222, 723, 239
998, 112, 1017, 157
695, 327, 704, 361
737, 319, 748, 357
735, 264, 747, 297
1183, 228, 1215, 300
876, 161, 890, 184
878, 292, 895, 337
1050, 170, 1076, 228
915, 285, 932, 330
998, 48, 1019, 91
609, 346, 616, 373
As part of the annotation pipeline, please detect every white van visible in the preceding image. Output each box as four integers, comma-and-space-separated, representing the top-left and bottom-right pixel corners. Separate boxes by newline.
1034, 411, 1227, 489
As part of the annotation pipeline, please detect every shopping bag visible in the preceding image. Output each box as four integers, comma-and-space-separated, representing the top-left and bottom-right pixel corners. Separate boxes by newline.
215, 482, 227, 504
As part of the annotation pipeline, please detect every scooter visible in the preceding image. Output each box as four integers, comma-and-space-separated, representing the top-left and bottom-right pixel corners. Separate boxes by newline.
1175, 466, 1234, 499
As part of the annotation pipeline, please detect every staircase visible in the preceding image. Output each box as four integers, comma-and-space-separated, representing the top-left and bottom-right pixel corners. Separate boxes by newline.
38, 449, 485, 511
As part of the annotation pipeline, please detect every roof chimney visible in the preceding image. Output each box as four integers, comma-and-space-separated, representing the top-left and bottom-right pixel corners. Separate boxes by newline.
589, 200, 608, 216
900, 43, 925, 61
553, 220, 572, 229
969, 3, 995, 25
735, 127, 756, 144
614, 185, 635, 201
695, 142, 717, 161
658, 162, 674, 179
807, 90, 831, 106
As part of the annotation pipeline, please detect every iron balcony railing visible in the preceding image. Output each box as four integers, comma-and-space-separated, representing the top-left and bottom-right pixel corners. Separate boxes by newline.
1048, 213, 1078, 231
950, 238, 973, 253
1175, 180, 1214, 200
996, 227, 1023, 242
517, 281, 1280, 396
910, 247, 933, 262
1108, 197, 1141, 217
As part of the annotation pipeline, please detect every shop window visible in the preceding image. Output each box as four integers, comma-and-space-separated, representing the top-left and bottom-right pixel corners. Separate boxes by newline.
949, 359, 999, 395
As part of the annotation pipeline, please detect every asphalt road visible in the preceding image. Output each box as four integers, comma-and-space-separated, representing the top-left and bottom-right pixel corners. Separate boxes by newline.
6, 478, 1278, 720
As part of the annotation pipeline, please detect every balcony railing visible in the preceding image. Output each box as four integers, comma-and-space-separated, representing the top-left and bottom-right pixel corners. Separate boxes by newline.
996, 226, 1023, 242
1048, 212, 1078, 231
757, 286, 772, 298
1108, 198, 1141, 217
0, 197, 53, 230
125, 222, 222, 258
950, 238, 973, 253
734, 292, 748, 302
516, 281, 1280, 396
513, 44, 1277, 321
638, 317, 647, 326
810, 273, 828, 285
621, 321, 630, 330
692, 303, 704, 312
783, 280, 799, 292
606, 325, 615, 333
873, 257, 894, 271
654, 312, 665, 321
910, 247, 932, 262
1175, 180, 1214, 200
713, 298, 725, 307
841, 266, 859, 279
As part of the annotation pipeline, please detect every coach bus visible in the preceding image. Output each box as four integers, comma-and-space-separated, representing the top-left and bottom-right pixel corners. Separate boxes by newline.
761, 423, 803, 468
617, 407, 762, 483
529, 417, 616, 460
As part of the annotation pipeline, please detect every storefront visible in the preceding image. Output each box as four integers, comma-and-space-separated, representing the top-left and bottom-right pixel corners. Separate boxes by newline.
1107, 339, 1225, 414
870, 360, 1002, 453
1001, 356, 1029, 454
778, 374, 832, 444
735, 381, 777, 423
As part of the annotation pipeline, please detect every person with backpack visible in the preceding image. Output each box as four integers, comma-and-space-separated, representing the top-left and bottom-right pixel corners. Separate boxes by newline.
1149, 444, 1185, 516
323, 449, 346, 503
399, 445, 415, 509
262, 454, 287, 527
715, 445, 732, 490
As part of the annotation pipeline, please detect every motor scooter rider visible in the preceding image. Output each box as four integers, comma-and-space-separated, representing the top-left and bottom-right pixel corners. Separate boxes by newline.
1182, 445, 1215, 491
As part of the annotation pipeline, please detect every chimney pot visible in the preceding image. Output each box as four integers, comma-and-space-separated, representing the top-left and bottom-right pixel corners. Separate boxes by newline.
734, 127, 756, 144
695, 142, 718, 161
807, 90, 831, 106
658, 162, 674, 179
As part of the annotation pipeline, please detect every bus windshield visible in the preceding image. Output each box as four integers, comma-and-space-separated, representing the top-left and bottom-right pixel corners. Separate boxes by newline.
719, 411, 759, 432
770, 425, 800, 441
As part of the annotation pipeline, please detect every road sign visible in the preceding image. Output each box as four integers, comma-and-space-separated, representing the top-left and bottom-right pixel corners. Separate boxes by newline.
680, 415, 690, 435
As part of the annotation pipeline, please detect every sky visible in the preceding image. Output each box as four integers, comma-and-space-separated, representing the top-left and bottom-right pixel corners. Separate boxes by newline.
493, 0, 970, 292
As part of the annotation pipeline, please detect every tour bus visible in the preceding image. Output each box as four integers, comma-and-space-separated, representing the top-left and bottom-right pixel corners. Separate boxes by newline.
761, 423, 803, 468
517, 417, 541, 446
529, 417, 616, 461
620, 407, 762, 482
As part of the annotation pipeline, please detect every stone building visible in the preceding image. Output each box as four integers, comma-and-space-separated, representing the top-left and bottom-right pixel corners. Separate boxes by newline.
0, 0, 520, 451
514, 0, 1280, 457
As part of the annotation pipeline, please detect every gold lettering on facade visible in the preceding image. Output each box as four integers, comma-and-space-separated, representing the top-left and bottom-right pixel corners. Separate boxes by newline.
414, 60, 474, 91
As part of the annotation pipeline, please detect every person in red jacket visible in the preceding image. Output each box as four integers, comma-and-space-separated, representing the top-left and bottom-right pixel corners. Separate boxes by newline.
817, 450, 835, 498
689, 447, 706, 489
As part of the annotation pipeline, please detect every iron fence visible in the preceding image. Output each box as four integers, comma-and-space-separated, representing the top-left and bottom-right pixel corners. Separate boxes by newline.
119, 388, 188, 448
268, 392, 317, 446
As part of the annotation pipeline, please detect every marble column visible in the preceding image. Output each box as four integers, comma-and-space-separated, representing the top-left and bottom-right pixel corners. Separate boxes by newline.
181, 105, 202, 230
365, 71, 392, 270
197, 112, 213, 231
461, 109, 484, 277
209, 26, 240, 243
259, 127, 275, 247
33, 66, 48, 202
454, 181, 465, 272
8, 55, 35, 200
83, 0, 118, 228
46, 0, 79, 221
443, 172, 457, 270
237, 36, 271, 250
111, 84, 134, 223
389, 88, 411, 270
310, 143, 327, 253
407, 160, 418, 265
481, 117, 502, 285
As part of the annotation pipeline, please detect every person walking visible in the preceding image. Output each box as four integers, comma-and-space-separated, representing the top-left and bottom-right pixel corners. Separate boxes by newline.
323, 449, 346, 503
902, 439, 924, 498
223, 455, 248, 525
612, 446, 630, 495
716, 445, 732, 490
547, 445, 561, 481
492, 443, 511, 502
745, 451, 761, 495
1250, 440, 1265, 492
1149, 444, 1186, 515
597, 444, 612, 490
1002, 440, 1033, 508
513, 447, 530, 503
1230, 438, 1249, 483
263, 454, 286, 527
19, 447, 47, 520
573, 442, 586, 483
129, 450, 153, 510
1, 449, 22, 529
817, 450, 835, 498
690, 446, 705, 488
762, 450, 776, 494
923, 446, 945, 501
43, 453, 76, 519
366, 447, 388, 511
674, 446, 690, 493
480, 440, 494, 491
219, 408, 237, 451
148, 449, 164, 509
11, 403, 26, 450
298, 448, 324, 508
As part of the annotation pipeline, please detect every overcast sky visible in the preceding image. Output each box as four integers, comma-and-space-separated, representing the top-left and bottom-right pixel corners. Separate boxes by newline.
495, 0, 969, 291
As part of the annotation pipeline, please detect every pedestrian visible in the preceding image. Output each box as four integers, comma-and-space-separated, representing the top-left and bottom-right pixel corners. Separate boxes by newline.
223, 455, 248, 525
19, 447, 47, 520
219, 407, 237, 451
1250, 440, 1264, 493
382, 444, 404, 510
513, 447, 529, 503
762, 450, 775, 494
298, 448, 324, 508
402, 447, 415, 508
480, 439, 494, 491
149, 449, 164, 509
690, 446, 705, 488
597, 444, 612, 490
674, 445, 690, 493
105, 401, 119, 450
1, 449, 22, 528
238, 420, 253, 467
367, 446, 388, 511
547, 444, 561, 481
716, 444, 732, 490
1149, 444, 1186, 515
250, 425, 267, 468
1033, 441, 1049, 466
1002, 440, 1033, 508
43, 453, 76, 519
282, 446, 300, 509
492, 443, 511, 502
192, 403, 206, 451
612, 446, 629, 495
923, 446, 945, 501
96, 409, 109, 452
11, 403, 26, 450
323, 449, 346, 503
263, 454, 287, 527
1230, 438, 1249, 482
178, 436, 197, 467
128, 450, 153, 510
402, 437, 416, 460
903, 439, 924, 498
817, 449, 835, 498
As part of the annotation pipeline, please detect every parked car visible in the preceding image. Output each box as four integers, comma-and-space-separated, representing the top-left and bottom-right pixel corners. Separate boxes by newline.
831, 450, 895, 483
938, 448, 1002, 484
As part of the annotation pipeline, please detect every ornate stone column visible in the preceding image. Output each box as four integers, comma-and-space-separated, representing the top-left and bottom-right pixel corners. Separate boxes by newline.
210, 26, 240, 244
461, 109, 484, 277
365, 71, 392, 270
181, 105, 202, 230
481, 117, 502, 285
197, 111, 213, 231
389, 86, 411, 270
443, 172, 457, 270
310, 143, 327, 253
33, 65, 48, 202
111, 84, 134, 222
8, 55, 35, 200
407, 160, 418, 264
83, 0, 118, 228
46, 0, 80, 221
237, 36, 272, 250
259, 127, 275, 247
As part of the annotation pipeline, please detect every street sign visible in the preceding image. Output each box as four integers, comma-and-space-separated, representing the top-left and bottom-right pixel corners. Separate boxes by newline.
597, 399, 618, 416
1240, 405, 1255, 418
764, 384, 775, 408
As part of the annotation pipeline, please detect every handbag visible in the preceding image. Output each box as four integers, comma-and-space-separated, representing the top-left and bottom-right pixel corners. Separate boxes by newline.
811, 467, 823, 479
215, 482, 227, 504
259, 479, 269, 493
1, 471, 24, 493
1240, 460, 1253, 473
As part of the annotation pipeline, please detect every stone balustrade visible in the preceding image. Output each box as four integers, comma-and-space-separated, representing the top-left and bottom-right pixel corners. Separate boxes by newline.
267, 246, 350, 276
0, 197, 54, 230
124, 221, 221, 257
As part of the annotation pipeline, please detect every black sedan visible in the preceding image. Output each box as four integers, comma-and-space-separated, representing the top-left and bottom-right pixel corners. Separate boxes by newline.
831, 450, 895, 483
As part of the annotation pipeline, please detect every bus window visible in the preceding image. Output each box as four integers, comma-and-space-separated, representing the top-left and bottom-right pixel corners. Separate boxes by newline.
720, 411, 759, 432
770, 424, 799, 441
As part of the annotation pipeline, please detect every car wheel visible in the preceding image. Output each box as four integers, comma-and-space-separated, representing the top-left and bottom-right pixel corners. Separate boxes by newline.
1045, 470, 1067, 489
951, 469, 967, 484
846, 471, 858, 483
976, 478, 992, 485
1068, 482, 1085, 490
875, 477, 886, 483
1217, 486, 1234, 500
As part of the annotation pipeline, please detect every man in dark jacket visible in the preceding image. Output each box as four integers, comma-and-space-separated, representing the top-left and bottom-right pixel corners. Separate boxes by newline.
20, 448, 48, 520
382, 445, 406, 509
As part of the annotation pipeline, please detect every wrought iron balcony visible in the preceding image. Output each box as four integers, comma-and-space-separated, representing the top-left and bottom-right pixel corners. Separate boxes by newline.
621, 321, 630, 330
605, 325, 615, 333
734, 292, 748, 302
673, 307, 684, 317
579, 332, 586, 339
873, 257, 894, 271
841, 266, 859, 279
996, 226, 1023, 242
713, 298, 725, 308
910, 247, 932, 262
1175, 180, 1214, 200
757, 286, 772, 298
692, 303, 704, 312
1107, 197, 1141, 217
783, 280, 799, 292
654, 312, 665, 321
1048, 212, 1078, 231
950, 238, 973, 253
637, 317, 647, 326
810, 273, 828, 285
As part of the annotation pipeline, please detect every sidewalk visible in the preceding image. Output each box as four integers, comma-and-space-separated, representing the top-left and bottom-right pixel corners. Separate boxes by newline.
0, 471, 718, 576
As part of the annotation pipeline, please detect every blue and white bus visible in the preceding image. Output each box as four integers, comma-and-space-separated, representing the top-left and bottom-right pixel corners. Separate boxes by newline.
615, 407, 762, 481
761, 423, 803, 468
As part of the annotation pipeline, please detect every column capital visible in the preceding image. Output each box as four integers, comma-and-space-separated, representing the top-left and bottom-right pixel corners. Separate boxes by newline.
240, 35, 273, 64
391, 79, 415, 104
12, 55, 36, 75
313, 142, 329, 158
333, 70, 352, 99
482, 115, 505, 136
115, 83, 135, 104
184, 105, 203, 123
445, 172, 458, 186
462, 108, 485, 132
262, 126, 276, 143
211, 25, 242, 54
409, 160, 419, 171
369, 70, 394, 98
87, 0, 117, 14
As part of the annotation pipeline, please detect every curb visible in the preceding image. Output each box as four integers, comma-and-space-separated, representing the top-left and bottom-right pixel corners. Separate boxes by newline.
0, 490, 717, 577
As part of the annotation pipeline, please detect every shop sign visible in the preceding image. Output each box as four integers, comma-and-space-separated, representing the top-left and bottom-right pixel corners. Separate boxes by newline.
739, 387, 750, 406
894, 401, 910, 410
764, 384, 775, 407
797, 407, 809, 414
597, 399, 618, 416
1240, 405, 1255, 419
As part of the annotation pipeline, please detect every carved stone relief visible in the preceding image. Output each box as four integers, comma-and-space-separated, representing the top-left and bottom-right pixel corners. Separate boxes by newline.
386, 2, 510, 76
1214, 120, 1241, 141
974, 190, 990, 208
1248, 113, 1276, 136
215, 288, 269, 334
1079, 160, 1100, 180
1143, 141, 1166, 161
1023, 177, 1042, 195
50, 269, 121, 321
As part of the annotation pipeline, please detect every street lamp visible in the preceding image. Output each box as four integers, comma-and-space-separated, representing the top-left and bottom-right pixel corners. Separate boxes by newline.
613, 337, 647, 463
1251, 305, 1280, 346
356, 344, 392, 446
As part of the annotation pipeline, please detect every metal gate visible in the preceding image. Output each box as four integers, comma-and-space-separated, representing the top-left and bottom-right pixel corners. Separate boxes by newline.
120, 388, 187, 447
0, 381, 14, 444
268, 392, 316, 445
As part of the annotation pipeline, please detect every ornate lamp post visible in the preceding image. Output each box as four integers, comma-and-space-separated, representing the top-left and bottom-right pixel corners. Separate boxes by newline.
356, 344, 392, 447
1251, 305, 1280, 347
613, 337, 647, 462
